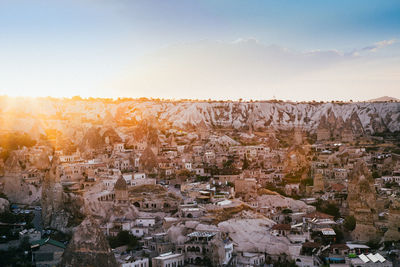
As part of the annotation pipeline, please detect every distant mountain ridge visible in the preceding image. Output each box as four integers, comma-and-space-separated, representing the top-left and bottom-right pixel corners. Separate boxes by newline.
0, 98, 399, 135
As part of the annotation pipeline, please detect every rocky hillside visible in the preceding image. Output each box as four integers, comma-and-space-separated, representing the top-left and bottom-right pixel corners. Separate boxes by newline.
0, 98, 399, 134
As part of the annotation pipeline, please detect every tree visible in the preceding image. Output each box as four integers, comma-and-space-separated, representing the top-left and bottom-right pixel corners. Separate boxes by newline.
343, 215, 356, 231
108, 231, 138, 249
242, 155, 249, 170
372, 171, 380, 179
333, 226, 344, 243
315, 200, 341, 219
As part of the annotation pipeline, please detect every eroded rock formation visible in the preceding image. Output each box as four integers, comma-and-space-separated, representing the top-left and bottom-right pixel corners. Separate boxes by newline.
347, 161, 379, 242
139, 146, 158, 173
41, 156, 84, 233
79, 127, 105, 151
383, 199, 400, 241
60, 216, 118, 267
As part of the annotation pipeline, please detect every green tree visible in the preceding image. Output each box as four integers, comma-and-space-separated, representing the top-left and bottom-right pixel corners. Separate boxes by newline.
333, 226, 344, 243
343, 215, 356, 231
108, 230, 138, 249
372, 171, 380, 179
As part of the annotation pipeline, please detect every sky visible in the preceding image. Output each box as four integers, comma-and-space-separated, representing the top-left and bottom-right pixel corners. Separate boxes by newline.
0, 0, 399, 101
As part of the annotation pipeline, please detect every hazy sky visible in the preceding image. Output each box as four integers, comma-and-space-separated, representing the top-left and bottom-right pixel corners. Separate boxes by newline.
0, 0, 399, 101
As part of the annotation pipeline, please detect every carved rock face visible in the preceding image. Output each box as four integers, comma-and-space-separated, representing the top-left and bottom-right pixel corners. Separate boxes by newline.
139, 146, 158, 172
79, 127, 105, 151
33, 151, 51, 170
4, 151, 23, 173
60, 217, 118, 267
41, 156, 84, 233
347, 161, 379, 242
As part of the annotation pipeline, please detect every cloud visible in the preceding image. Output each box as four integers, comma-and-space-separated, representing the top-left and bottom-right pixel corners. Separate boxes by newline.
107, 38, 400, 101
361, 39, 397, 52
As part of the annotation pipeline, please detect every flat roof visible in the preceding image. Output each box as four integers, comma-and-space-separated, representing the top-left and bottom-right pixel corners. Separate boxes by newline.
346, 243, 370, 250
154, 232, 167, 236
154, 252, 183, 260
321, 228, 336, 236
366, 253, 378, 263
163, 217, 178, 222
187, 231, 216, 238
242, 252, 261, 257
182, 208, 200, 212
374, 253, 386, 263
358, 254, 370, 263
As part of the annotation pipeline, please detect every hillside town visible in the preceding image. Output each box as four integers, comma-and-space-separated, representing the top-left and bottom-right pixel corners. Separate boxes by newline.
0, 98, 400, 266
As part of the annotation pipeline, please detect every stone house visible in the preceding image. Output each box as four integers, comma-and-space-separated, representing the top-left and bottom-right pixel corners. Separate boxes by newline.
144, 233, 174, 255
235, 252, 265, 267
270, 224, 291, 236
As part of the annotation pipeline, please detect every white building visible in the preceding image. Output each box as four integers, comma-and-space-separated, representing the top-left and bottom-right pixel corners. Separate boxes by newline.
152, 252, 184, 267
184, 162, 192, 171
134, 173, 147, 179
120, 256, 149, 267
135, 218, 155, 227
131, 227, 149, 237
236, 252, 265, 267
222, 242, 234, 265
